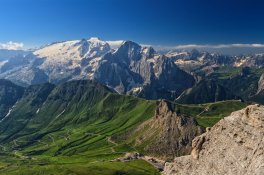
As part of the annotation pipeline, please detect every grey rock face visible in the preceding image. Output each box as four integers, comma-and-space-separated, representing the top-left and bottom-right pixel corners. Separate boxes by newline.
94, 41, 195, 99
257, 73, 264, 94
163, 105, 264, 175
132, 100, 204, 160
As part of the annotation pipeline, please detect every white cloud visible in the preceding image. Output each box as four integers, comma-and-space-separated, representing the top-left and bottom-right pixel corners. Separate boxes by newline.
0, 41, 24, 50
154, 43, 264, 51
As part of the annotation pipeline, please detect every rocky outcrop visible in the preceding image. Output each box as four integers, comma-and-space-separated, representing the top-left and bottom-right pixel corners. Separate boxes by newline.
257, 73, 264, 94
163, 105, 264, 175
132, 100, 204, 160
250, 74, 264, 104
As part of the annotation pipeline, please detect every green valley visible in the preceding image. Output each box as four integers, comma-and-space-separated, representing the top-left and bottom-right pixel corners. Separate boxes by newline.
0, 80, 247, 174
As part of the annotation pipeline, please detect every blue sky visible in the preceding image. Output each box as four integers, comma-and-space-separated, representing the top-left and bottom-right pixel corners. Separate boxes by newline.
0, 0, 264, 50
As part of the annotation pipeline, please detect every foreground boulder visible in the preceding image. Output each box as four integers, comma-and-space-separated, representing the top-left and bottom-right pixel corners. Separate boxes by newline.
163, 105, 264, 175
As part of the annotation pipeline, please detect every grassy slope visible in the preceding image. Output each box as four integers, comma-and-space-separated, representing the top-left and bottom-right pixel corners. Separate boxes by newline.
0, 80, 247, 174
0, 80, 159, 175
0, 157, 159, 175
176, 100, 247, 127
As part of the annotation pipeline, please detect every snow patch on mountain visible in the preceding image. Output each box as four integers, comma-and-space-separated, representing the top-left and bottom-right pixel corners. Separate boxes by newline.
165, 51, 188, 58
32, 37, 111, 80
34, 38, 110, 70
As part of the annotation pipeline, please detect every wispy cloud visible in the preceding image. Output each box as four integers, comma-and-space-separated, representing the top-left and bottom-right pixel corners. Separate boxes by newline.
153, 44, 264, 51
175, 44, 264, 49
0, 41, 24, 50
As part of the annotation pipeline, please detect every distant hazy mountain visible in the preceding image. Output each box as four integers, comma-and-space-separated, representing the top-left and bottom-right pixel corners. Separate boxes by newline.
0, 49, 29, 61
166, 49, 264, 73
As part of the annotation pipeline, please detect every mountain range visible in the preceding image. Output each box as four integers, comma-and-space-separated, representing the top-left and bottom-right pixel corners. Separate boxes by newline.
1, 37, 264, 104
0, 38, 195, 101
0, 37, 263, 174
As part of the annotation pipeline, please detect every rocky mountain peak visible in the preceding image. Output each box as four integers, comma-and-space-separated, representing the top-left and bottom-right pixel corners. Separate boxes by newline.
132, 100, 204, 160
85, 37, 110, 58
155, 100, 174, 116
88, 37, 101, 42
141, 46, 156, 58
163, 104, 264, 175
114, 41, 142, 61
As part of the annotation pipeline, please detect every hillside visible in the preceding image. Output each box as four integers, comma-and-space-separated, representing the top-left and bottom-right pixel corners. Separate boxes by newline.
175, 67, 264, 104
207, 67, 264, 100
0, 80, 248, 174
0, 79, 24, 120
176, 79, 240, 104
0, 80, 159, 174
113, 100, 204, 160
